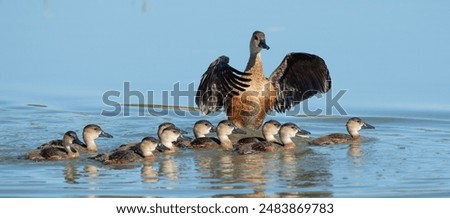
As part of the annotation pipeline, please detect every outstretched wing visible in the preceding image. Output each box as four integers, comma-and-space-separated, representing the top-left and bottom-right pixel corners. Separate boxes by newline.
269, 52, 331, 112
195, 56, 251, 114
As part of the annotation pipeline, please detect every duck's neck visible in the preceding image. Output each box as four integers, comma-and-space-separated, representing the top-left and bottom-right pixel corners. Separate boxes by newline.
194, 132, 206, 138
347, 128, 361, 138
280, 136, 295, 149
139, 145, 154, 157
64, 145, 78, 158
245, 52, 264, 77
218, 134, 233, 150
264, 133, 277, 143
83, 136, 98, 151
64, 145, 72, 154
161, 139, 176, 151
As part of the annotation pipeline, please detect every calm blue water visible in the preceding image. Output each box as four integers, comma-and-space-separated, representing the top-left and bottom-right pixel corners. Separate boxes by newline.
1, 101, 449, 198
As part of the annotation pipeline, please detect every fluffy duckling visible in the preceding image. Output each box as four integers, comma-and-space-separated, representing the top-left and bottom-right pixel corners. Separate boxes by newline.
178, 120, 220, 149
92, 137, 159, 165
156, 126, 183, 153
234, 120, 281, 154
309, 117, 375, 145
26, 131, 83, 161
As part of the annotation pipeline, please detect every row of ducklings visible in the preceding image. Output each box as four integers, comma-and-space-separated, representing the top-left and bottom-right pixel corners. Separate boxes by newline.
24, 117, 374, 164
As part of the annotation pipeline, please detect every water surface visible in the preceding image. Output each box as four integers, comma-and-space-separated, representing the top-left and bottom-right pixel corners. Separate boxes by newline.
1, 103, 449, 197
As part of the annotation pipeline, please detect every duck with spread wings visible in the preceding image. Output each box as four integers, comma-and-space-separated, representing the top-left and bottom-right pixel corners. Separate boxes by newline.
196, 31, 331, 129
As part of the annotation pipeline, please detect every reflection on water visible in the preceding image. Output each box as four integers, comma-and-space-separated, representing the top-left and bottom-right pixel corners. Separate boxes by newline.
64, 163, 78, 184
158, 155, 179, 182
191, 147, 333, 198
1, 104, 450, 197
141, 161, 158, 183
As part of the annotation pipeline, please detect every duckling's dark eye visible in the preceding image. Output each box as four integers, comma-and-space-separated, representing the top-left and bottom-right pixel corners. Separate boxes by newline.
254, 36, 258, 40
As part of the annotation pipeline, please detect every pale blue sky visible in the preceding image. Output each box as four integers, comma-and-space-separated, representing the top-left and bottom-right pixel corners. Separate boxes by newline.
1, 0, 449, 113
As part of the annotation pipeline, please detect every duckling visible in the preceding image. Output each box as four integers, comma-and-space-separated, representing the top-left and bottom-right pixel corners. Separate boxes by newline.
196, 31, 331, 128
179, 120, 220, 149
92, 137, 159, 165
26, 131, 83, 161
36, 124, 113, 153
238, 119, 281, 144
215, 120, 247, 150
309, 117, 375, 145
156, 127, 183, 153
277, 122, 311, 149
158, 122, 192, 148
234, 120, 281, 154
77, 124, 113, 152
114, 122, 175, 152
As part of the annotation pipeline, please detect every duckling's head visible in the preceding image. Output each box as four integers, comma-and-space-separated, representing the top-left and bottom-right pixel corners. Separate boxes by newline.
81, 124, 112, 152
63, 131, 84, 151
83, 124, 113, 140
346, 117, 375, 137
279, 122, 311, 139
217, 120, 247, 136
139, 136, 159, 157
193, 120, 216, 138
262, 119, 281, 136
250, 31, 270, 54
159, 126, 182, 144
158, 122, 175, 136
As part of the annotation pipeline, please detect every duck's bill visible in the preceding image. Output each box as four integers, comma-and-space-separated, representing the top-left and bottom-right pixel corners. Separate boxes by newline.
209, 126, 217, 133
99, 131, 114, 138
179, 129, 189, 135
296, 129, 311, 138
73, 137, 85, 146
362, 122, 375, 129
232, 128, 247, 134
178, 135, 192, 141
259, 40, 270, 50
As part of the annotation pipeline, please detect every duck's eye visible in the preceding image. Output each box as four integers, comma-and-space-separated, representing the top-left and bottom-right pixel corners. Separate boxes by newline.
254, 36, 258, 40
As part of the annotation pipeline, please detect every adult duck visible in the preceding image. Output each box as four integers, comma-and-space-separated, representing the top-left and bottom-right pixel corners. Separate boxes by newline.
196, 31, 331, 129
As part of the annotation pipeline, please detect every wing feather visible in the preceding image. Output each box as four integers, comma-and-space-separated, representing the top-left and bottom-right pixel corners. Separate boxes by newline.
196, 56, 251, 114
269, 52, 331, 112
